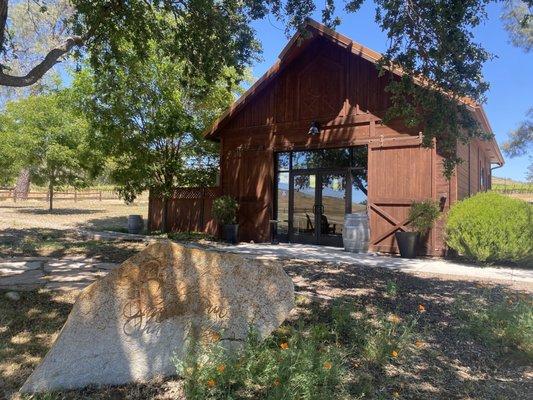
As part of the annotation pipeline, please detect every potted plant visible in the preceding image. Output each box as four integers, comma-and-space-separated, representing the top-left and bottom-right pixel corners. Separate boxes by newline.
212, 195, 239, 244
395, 200, 440, 258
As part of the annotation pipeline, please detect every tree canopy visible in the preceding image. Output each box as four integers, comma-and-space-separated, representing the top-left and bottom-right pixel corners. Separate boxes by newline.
72, 39, 244, 228
2, 0, 532, 176
0, 89, 101, 209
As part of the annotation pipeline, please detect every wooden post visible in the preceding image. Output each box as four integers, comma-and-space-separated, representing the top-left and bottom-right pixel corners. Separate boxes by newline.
74, 190, 77, 202
200, 188, 206, 232
99, 191, 102, 201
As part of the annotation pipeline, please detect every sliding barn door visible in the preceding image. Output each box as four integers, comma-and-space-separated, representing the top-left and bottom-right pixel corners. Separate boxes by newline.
367, 140, 434, 254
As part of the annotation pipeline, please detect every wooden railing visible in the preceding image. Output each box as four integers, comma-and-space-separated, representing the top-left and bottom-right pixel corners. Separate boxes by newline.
0, 188, 120, 201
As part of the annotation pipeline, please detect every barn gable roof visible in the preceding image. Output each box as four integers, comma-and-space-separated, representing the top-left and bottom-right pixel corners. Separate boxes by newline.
205, 19, 504, 166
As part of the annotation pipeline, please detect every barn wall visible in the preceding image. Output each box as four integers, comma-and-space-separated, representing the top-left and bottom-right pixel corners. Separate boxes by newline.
455, 139, 492, 201
218, 37, 439, 253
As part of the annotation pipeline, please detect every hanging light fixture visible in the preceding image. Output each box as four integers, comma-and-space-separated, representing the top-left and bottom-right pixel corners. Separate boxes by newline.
308, 120, 320, 135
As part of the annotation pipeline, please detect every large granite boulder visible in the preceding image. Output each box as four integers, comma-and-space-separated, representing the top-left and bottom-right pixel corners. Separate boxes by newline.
21, 241, 294, 393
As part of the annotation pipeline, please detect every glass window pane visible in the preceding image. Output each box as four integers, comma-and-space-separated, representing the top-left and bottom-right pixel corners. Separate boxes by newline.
292, 148, 352, 169
276, 172, 289, 234
321, 173, 346, 236
351, 169, 368, 213
276, 152, 290, 171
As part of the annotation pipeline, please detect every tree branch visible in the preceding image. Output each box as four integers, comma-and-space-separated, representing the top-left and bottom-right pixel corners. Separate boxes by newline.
0, 35, 83, 87
0, 0, 7, 54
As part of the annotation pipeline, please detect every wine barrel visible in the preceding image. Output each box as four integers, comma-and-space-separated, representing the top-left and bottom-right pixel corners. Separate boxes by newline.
342, 213, 369, 253
127, 215, 144, 234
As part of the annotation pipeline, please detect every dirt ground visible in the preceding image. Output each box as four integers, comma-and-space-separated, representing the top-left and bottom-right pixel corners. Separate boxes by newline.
0, 199, 531, 399
1, 257, 531, 400
0, 198, 148, 232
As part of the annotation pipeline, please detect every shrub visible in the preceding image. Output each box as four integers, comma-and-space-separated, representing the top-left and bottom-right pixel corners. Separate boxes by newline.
212, 195, 238, 225
408, 200, 441, 235
446, 192, 533, 264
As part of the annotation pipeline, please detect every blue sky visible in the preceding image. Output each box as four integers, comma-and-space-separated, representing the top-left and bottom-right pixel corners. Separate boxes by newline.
249, 1, 532, 181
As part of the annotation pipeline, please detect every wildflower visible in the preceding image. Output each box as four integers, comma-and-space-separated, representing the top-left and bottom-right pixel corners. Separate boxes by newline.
211, 332, 221, 342
280, 342, 289, 350
389, 314, 401, 324
391, 350, 399, 358
273, 378, 281, 387
207, 379, 216, 388
418, 304, 426, 313
392, 391, 400, 398
216, 364, 225, 373
323, 361, 333, 370
415, 340, 424, 348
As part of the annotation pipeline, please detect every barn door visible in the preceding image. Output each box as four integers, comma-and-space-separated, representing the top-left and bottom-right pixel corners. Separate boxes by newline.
367, 140, 433, 253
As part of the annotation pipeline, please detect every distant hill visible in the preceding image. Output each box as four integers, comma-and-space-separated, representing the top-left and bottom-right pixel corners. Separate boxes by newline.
491, 176, 533, 202
492, 176, 529, 185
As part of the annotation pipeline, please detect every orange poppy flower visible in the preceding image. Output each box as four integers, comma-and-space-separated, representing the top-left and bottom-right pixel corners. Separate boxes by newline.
415, 340, 424, 348
273, 378, 281, 387
323, 361, 333, 370
207, 379, 216, 388
391, 350, 399, 358
280, 342, 289, 350
216, 364, 225, 373
418, 304, 426, 313
389, 314, 401, 324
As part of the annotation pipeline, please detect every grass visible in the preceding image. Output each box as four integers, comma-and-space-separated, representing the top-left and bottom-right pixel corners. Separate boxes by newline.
453, 292, 533, 360
176, 299, 420, 400
2, 282, 530, 399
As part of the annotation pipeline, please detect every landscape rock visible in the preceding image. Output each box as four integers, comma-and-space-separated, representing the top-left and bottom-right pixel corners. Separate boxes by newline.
5, 291, 20, 301
21, 241, 294, 393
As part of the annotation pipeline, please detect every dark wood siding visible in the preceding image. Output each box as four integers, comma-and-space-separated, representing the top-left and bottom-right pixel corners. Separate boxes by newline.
217, 37, 445, 254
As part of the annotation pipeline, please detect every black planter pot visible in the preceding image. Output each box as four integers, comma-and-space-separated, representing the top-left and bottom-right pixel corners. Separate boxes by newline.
395, 231, 419, 258
222, 224, 239, 244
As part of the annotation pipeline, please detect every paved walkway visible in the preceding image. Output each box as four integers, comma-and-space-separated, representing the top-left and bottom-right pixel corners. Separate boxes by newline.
0, 256, 118, 291
207, 242, 533, 289
1, 242, 531, 293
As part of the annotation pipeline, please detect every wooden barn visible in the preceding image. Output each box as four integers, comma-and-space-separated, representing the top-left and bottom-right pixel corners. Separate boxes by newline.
149, 19, 504, 256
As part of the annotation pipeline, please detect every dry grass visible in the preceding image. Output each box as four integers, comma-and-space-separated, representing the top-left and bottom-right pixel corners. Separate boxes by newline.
0, 198, 148, 232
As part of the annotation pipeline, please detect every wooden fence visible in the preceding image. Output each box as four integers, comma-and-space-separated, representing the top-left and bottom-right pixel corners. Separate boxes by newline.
148, 187, 220, 234
0, 188, 120, 201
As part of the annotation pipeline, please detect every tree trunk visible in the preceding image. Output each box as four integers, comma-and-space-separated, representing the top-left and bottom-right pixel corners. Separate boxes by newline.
14, 168, 30, 200
48, 181, 54, 211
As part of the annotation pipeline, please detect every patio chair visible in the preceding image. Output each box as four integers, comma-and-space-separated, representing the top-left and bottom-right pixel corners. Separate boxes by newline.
320, 214, 336, 234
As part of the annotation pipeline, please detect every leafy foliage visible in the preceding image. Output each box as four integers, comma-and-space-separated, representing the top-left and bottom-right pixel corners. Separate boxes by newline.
175, 299, 421, 400
446, 192, 533, 264
0, 90, 100, 209
501, 0, 533, 52
503, 107, 533, 157
409, 200, 441, 235
72, 40, 242, 205
212, 196, 238, 225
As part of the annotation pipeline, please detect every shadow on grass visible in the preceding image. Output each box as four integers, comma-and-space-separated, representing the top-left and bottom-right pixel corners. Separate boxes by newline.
283, 261, 532, 399
15, 208, 103, 216
0, 290, 74, 398
77, 216, 131, 232
0, 228, 145, 263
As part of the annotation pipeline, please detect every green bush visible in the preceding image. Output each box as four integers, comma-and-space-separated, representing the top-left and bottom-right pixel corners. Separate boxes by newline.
409, 200, 441, 235
446, 192, 533, 264
212, 195, 238, 225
